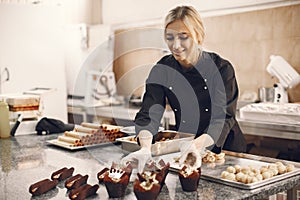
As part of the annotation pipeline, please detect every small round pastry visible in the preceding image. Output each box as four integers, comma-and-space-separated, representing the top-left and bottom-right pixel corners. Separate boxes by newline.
262, 171, 272, 180
275, 161, 284, 167
260, 166, 269, 174
241, 166, 251, 174
248, 165, 255, 172
206, 154, 216, 163
226, 166, 236, 174
268, 164, 278, 170
250, 177, 259, 184
240, 174, 248, 184
256, 174, 263, 181
246, 175, 253, 184
252, 168, 260, 175
215, 152, 225, 160
286, 164, 295, 172
234, 165, 242, 173
235, 172, 245, 182
277, 165, 287, 174
202, 156, 209, 163
221, 171, 230, 179
248, 171, 255, 177
269, 168, 279, 176
224, 173, 236, 181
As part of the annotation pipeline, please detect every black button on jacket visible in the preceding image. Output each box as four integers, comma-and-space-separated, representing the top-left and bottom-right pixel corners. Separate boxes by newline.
135, 51, 246, 153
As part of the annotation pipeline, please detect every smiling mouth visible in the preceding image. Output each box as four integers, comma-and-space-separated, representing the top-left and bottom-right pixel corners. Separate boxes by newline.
173, 50, 184, 57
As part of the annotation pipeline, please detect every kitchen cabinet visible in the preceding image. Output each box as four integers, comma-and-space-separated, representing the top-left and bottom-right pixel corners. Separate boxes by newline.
0, 3, 68, 121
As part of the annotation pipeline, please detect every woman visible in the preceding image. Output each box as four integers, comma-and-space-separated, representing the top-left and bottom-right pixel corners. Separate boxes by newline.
122, 5, 246, 170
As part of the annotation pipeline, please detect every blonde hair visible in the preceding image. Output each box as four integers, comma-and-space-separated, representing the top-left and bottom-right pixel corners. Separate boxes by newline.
164, 5, 205, 45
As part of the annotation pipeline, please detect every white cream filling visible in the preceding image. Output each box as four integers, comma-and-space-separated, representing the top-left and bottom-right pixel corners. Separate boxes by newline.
139, 171, 159, 190
108, 169, 125, 182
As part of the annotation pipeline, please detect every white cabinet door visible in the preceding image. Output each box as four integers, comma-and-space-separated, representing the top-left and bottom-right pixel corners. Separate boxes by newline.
0, 3, 68, 121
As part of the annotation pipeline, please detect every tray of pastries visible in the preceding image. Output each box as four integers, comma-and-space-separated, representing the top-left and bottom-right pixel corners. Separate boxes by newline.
116, 130, 194, 156
47, 123, 127, 150
160, 150, 300, 190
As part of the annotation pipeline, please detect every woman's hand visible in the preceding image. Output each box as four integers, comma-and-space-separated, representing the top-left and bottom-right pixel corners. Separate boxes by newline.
121, 130, 153, 173
179, 134, 214, 168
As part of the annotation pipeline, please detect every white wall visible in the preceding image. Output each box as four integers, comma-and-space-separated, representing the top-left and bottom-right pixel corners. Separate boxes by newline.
0, 3, 68, 121
102, 0, 293, 24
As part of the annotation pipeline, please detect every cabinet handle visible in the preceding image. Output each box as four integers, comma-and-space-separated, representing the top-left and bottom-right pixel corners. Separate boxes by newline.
3, 67, 9, 82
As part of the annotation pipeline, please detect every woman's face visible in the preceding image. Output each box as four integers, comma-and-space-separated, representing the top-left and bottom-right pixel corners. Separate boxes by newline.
165, 20, 198, 67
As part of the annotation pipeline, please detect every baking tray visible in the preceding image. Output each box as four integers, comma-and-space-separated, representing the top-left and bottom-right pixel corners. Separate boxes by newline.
46, 139, 116, 151
116, 131, 194, 156
160, 151, 300, 190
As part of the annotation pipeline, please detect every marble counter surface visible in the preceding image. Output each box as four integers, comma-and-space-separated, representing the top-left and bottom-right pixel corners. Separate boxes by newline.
0, 134, 299, 200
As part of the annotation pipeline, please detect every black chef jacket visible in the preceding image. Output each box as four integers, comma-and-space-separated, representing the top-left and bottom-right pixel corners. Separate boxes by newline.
134, 51, 246, 153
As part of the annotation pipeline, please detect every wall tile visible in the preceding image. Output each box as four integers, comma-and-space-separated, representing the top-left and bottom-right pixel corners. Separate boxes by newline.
203, 4, 300, 102
291, 6, 300, 37
273, 6, 293, 39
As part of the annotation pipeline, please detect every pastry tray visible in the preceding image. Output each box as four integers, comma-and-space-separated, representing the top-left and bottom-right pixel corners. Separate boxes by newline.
116, 131, 194, 156
46, 139, 117, 151
160, 151, 300, 190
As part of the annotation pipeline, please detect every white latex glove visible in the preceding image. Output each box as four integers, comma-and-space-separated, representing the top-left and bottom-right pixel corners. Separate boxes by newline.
179, 134, 214, 168
121, 130, 153, 173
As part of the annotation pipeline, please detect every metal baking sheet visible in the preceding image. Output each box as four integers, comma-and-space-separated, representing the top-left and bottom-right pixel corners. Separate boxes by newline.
46, 139, 116, 151
116, 131, 194, 156
160, 151, 300, 190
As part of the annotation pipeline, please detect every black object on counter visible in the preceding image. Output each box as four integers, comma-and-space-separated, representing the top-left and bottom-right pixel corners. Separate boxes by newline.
10, 114, 23, 137
35, 117, 75, 135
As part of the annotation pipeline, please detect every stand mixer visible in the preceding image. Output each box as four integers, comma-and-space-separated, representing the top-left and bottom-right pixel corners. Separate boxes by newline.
266, 55, 300, 103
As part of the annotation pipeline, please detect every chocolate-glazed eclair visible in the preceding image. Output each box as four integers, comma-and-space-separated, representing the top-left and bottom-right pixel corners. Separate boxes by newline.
29, 178, 58, 196
51, 167, 74, 181
69, 184, 99, 200
97, 168, 109, 183
65, 174, 88, 190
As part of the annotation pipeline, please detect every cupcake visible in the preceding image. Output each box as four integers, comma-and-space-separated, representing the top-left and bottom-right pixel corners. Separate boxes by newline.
134, 171, 161, 200
178, 165, 201, 192
103, 168, 130, 198
144, 159, 170, 188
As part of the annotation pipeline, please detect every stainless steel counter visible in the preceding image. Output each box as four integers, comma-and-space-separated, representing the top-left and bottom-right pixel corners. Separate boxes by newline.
238, 118, 300, 140
68, 104, 300, 140
0, 134, 299, 200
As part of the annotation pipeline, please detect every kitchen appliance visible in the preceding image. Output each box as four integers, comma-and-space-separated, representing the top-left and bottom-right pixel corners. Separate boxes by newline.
266, 55, 300, 103
84, 70, 121, 107
258, 87, 274, 102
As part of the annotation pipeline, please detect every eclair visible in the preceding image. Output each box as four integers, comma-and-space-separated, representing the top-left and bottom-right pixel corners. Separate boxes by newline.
69, 184, 99, 200
51, 167, 74, 181
65, 174, 88, 190
29, 178, 58, 196
97, 168, 109, 183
